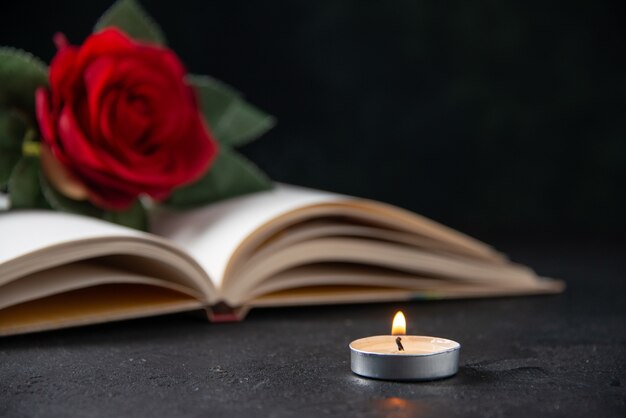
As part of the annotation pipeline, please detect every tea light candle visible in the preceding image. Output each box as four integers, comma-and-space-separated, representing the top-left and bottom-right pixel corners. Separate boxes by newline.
349, 311, 460, 381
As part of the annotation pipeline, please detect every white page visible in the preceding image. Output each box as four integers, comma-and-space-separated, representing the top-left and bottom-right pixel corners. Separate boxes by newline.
151, 184, 344, 288
0, 210, 146, 266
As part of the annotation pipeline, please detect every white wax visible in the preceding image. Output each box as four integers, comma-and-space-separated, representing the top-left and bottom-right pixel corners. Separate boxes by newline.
350, 335, 459, 355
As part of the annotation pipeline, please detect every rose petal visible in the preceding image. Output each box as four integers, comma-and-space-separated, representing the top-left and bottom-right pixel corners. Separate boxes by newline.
40, 144, 90, 201
35, 88, 56, 145
84, 55, 118, 138
74, 28, 134, 72
40, 28, 219, 210
48, 46, 79, 105
58, 106, 106, 170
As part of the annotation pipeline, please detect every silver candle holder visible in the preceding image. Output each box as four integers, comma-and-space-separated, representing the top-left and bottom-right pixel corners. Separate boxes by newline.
349, 312, 460, 381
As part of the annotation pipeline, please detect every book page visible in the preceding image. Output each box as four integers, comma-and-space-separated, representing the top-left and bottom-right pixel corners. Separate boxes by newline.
0, 261, 204, 311
152, 184, 343, 288
0, 210, 214, 298
221, 237, 544, 305
0, 210, 145, 266
0, 283, 203, 337
152, 183, 504, 291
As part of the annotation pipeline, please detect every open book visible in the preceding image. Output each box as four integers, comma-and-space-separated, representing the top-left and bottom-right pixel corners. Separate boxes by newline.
0, 184, 564, 336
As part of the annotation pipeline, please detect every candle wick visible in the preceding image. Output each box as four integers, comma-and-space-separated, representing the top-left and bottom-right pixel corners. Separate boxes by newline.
395, 336, 404, 351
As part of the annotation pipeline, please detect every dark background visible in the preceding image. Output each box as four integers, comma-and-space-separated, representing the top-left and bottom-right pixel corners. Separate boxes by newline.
1, 0, 624, 241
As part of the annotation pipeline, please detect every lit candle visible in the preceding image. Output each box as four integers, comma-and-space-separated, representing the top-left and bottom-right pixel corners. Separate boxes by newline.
349, 311, 460, 381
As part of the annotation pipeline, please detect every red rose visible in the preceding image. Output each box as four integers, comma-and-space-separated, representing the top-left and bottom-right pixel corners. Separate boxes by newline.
36, 28, 217, 210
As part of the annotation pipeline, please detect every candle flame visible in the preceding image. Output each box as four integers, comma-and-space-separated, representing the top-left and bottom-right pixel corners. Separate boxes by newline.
391, 311, 406, 335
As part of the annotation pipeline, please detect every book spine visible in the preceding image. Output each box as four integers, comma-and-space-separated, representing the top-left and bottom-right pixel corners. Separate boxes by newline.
208, 311, 241, 322
205, 302, 248, 322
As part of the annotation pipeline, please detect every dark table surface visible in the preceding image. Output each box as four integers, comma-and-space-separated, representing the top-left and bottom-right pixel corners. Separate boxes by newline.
1, 241, 625, 417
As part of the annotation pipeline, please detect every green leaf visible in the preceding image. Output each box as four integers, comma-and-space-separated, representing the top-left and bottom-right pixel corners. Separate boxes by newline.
0, 153, 21, 190
0, 47, 48, 114
0, 110, 28, 188
166, 147, 273, 208
39, 173, 104, 218
215, 100, 276, 147
0, 109, 27, 148
188, 75, 275, 147
40, 173, 148, 230
94, 0, 166, 45
103, 200, 148, 231
188, 75, 237, 129
8, 157, 50, 209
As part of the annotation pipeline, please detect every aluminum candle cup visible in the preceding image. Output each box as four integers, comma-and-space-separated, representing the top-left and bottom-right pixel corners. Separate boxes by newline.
349, 312, 460, 381
349, 335, 461, 381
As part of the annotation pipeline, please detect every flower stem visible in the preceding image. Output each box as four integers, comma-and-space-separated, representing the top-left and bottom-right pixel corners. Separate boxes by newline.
22, 129, 41, 157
